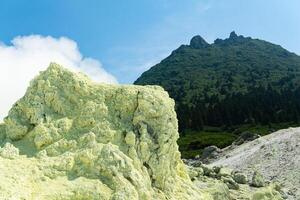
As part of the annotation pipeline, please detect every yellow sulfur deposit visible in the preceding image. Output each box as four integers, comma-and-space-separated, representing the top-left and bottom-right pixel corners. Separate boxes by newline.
0, 63, 211, 199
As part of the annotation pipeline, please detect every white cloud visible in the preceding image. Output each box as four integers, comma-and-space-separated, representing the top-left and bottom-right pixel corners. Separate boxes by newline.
0, 35, 117, 121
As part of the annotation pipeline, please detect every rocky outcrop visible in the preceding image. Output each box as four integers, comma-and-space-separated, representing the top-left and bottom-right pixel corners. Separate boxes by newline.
190, 35, 209, 49
201, 145, 222, 162
232, 131, 260, 146
0, 63, 212, 199
0, 63, 283, 199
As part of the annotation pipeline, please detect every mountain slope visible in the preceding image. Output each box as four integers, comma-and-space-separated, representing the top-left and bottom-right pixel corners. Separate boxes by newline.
135, 31, 300, 132
210, 127, 300, 200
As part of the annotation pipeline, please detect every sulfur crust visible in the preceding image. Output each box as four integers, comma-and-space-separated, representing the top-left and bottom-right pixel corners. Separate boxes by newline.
0, 63, 212, 200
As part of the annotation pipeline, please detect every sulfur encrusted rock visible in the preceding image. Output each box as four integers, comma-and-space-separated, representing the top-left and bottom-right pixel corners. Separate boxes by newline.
0, 63, 213, 200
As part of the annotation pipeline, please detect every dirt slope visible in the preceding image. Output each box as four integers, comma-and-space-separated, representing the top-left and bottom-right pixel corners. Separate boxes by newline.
211, 128, 300, 199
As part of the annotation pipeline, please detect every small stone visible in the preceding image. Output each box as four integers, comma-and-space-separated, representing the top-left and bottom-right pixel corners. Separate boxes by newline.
125, 131, 136, 146
202, 145, 221, 160
201, 164, 214, 176
187, 167, 199, 180
0, 143, 19, 159
251, 171, 265, 187
213, 166, 221, 174
195, 167, 204, 176
191, 160, 203, 167
233, 172, 248, 184
221, 176, 239, 190
209, 172, 218, 178
218, 167, 233, 177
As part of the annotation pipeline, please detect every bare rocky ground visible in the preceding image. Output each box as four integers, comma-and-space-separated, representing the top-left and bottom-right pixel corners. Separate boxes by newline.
205, 127, 300, 200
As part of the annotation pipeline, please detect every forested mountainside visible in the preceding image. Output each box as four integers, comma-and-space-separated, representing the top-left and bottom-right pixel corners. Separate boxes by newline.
135, 31, 300, 131
135, 32, 300, 157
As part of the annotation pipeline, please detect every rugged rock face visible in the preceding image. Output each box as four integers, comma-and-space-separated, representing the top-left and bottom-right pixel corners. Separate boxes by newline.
0, 63, 283, 199
0, 63, 210, 199
190, 35, 209, 49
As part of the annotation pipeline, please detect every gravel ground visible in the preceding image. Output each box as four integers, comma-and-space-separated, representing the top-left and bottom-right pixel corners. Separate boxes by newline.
210, 127, 300, 200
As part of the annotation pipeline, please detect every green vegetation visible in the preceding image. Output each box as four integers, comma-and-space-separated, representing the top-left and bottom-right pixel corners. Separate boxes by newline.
178, 130, 237, 158
135, 32, 300, 157
179, 122, 300, 158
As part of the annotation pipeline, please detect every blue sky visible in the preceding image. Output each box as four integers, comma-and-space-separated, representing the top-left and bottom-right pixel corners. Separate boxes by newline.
0, 0, 300, 83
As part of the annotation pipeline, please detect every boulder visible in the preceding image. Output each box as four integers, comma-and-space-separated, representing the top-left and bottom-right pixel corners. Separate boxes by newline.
221, 176, 239, 190
252, 184, 283, 200
202, 164, 214, 176
218, 167, 233, 177
0, 63, 211, 200
233, 131, 260, 145
233, 172, 248, 184
202, 145, 222, 160
252, 171, 265, 187
187, 166, 199, 180
195, 167, 204, 176
213, 165, 221, 174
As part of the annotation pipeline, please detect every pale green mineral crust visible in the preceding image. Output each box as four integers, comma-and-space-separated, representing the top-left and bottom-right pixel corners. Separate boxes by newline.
0, 63, 283, 200
0, 63, 211, 200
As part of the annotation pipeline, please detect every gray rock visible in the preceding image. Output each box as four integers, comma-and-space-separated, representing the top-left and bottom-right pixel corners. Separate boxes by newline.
213, 166, 221, 174
233, 131, 260, 145
218, 167, 233, 177
202, 164, 214, 176
187, 167, 199, 180
202, 145, 222, 160
183, 158, 203, 167
191, 160, 203, 167
221, 176, 239, 190
251, 171, 265, 187
233, 172, 248, 184
195, 167, 204, 176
